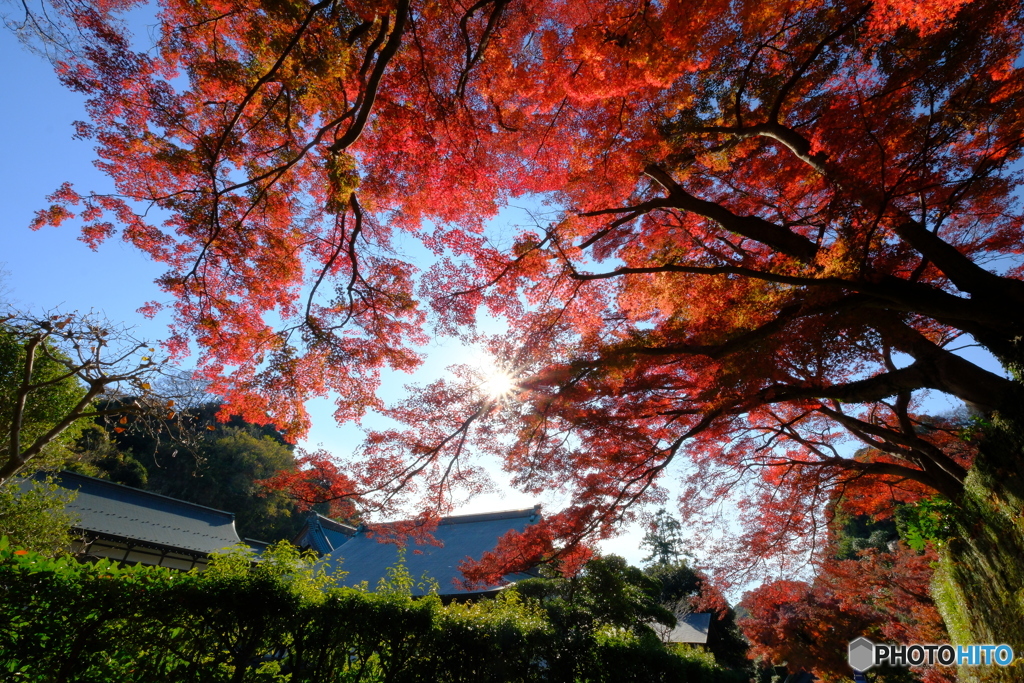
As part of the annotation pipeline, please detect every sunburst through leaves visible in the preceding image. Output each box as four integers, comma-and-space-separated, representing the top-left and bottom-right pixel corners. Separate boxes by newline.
478, 366, 517, 399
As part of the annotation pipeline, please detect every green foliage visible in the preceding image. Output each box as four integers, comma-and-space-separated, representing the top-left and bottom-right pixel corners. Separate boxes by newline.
957, 415, 993, 443
79, 404, 303, 541
72, 428, 149, 488
191, 428, 303, 540
0, 541, 743, 683
0, 476, 77, 555
373, 546, 439, 596
0, 323, 88, 470
0, 321, 85, 554
644, 558, 702, 607
509, 555, 709, 682
513, 555, 675, 635
643, 560, 750, 671
833, 509, 899, 559
204, 540, 339, 601
895, 497, 957, 552
929, 429, 1024, 682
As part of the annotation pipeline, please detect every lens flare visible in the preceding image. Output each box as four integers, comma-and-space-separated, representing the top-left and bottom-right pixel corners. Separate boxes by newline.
480, 367, 517, 398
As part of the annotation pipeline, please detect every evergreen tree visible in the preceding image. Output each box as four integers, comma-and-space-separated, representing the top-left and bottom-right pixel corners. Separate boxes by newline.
640, 508, 687, 567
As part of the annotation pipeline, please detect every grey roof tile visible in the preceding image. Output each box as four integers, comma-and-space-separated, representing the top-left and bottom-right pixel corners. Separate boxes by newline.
323, 506, 541, 596
293, 513, 356, 554
653, 612, 712, 644
28, 471, 243, 556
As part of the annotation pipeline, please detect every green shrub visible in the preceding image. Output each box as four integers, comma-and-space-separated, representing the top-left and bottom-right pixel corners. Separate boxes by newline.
0, 539, 742, 682
0, 475, 78, 555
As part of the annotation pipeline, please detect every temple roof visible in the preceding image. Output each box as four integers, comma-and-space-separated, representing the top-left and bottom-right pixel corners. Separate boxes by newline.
323, 505, 542, 596
27, 471, 243, 556
293, 512, 357, 555
653, 612, 712, 644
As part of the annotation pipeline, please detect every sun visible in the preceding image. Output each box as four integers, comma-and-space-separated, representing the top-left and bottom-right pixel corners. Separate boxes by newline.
479, 367, 517, 399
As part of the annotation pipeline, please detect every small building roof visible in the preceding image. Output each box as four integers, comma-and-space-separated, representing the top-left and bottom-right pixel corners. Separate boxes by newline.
28, 471, 243, 556
784, 673, 819, 683
654, 612, 712, 644
293, 512, 357, 555
323, 505, 542, 596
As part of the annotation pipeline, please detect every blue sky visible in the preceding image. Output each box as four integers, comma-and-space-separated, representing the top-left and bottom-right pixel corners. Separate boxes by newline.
0, 27, 658, 565
6, 17, 1005, 578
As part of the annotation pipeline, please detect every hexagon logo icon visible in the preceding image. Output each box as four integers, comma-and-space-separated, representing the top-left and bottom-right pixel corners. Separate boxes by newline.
848, 637, 876, 671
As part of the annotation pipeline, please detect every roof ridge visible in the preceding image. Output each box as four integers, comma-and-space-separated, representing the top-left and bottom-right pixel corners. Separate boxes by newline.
437, 506, 541, 525
45, 470, 236, 519
311, 512, 358, 533
364, 504, 542, 530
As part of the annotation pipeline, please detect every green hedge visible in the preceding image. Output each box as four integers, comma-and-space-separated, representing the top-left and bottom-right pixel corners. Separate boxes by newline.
0, 539, 743, 682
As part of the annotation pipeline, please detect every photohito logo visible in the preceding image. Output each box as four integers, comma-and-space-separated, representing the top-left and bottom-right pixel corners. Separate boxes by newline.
848, 637, 1015, 671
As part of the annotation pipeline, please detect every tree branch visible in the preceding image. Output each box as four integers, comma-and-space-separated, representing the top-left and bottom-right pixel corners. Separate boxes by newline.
329, 0, 410, 153
643, 164, 819, 261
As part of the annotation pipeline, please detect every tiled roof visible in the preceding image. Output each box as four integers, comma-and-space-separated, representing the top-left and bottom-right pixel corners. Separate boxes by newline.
653, 612, 712, 644
323, 505, 542, 596
27, 471, 243, 556
293, 512, 357, 554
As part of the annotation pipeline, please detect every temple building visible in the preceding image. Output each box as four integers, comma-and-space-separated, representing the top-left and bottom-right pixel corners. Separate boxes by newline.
23, 472, 541, 592
23, 471, 261, 570
313, 506, 543, 599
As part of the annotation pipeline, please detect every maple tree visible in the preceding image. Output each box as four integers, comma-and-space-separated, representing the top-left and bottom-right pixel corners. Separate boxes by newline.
740, 543, 954, 682
14, 0, 1024, 640
741, 498, 953, 681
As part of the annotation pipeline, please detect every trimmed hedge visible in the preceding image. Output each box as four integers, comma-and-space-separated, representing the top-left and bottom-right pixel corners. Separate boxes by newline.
0, 540, 744, 682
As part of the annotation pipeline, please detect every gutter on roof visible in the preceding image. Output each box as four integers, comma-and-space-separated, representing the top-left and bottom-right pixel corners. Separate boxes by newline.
436, 505, 542, 525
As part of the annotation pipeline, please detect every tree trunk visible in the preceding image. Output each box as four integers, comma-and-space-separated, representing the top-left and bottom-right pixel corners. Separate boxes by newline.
933, 379, 1024, 683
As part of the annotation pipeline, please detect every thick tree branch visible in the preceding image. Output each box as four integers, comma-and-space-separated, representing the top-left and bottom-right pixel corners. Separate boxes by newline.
561, 254, 1024, 339
643, 164, 819, 261
890, 218, 1024, 302
329, 0, 410, 153
757, 356, 1007, 413
818, 405, 967, 492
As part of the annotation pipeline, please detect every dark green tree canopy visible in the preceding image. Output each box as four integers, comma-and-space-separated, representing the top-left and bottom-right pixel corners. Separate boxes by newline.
78, 401, 303, 541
